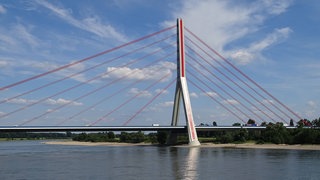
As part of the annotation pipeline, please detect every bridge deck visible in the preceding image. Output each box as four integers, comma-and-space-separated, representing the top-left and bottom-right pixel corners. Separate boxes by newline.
0, 125, 300, 133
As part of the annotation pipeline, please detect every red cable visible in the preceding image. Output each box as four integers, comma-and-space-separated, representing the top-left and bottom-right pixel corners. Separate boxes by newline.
0, 33, 176, 105
187, 67, 259, 122
188, 79, 246, 124
90, 73, 172, 126
2, 43, 176, 120
185, 52, 265, 120
185, 51, 272, 122
185, 28, 301, 122
57, 77, 145, 125
122, 79, 176, 126
57, 47, 176, 125
185, 44, 278, 122
19, 51, 176, 126
185, 35, 285, 123
0, 25, 175, 91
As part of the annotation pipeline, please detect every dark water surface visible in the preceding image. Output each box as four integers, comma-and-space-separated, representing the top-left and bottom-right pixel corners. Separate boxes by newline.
0, 141, 319, 180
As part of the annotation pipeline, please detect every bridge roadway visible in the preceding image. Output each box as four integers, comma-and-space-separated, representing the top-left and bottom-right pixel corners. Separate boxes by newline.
0, 125, 298, 133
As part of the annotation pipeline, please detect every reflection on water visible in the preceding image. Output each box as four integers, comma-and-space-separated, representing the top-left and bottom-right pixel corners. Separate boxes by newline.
0, 141, 320, 180
181, 147, 199, 179
172, 147, 200, 180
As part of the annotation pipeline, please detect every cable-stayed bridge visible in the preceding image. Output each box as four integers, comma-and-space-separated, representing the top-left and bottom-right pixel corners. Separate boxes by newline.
0, 19, 301, 145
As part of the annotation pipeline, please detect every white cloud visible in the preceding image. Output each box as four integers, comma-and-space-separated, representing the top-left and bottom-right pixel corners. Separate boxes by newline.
45, 98, 83, 106
104, 61, 175, 82
260, 0, 292, 15
251, 28, 292, 51
164, 0, 259, 51
26, 60, 88, 82
0, 60, 9, 67
201, 91, 218, 97
0, 32, 16, 47
307, 100, 317, 108
0, 23, 41, 53
6, 98, 35, 104
163, 0, 293, 64
222, 99, 239, 105
229, 50, 255, 65
128, 88, 152, 98
262, 99, 274, 105
230, 27, 292, 65
13, 24, 40, 48
0, 5, 6, 14
29, 61, 59, 71
147, 101, 173, 112
35, 0, 127, 42
158, 101, 174, 108
46, 109, 55, 113
155, 88, 169, 95
190, 92, 198, 98
6, 97, 82, 106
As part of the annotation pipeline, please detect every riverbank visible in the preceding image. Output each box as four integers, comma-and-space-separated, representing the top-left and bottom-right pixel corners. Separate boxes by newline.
199, 143, 320, 150
44, 140, 320, 150
44, 140, 152, 146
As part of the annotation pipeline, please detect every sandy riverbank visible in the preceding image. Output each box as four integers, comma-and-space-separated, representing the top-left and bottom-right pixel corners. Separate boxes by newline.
198, 143, 320, 150
44, 140, 152, 146
44, 140, 320, 150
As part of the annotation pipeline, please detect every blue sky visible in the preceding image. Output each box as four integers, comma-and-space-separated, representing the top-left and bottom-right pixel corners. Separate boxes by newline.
0, 0, 319, 126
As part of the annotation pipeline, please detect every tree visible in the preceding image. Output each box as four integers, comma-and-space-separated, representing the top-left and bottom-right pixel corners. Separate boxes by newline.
107, 131, 115, 139
260, 122, 267, 126
212, 121, 217, 126
131, 131, 145, 143
297, 119, 312, 127
216, 132, 233, 143
312, 118, 320, 127
233, 129, 248, 142
293, 128, 319, 144
147, 133, 158, 144
247, 119, 256, 125
261, 123, 291, 144
290, 119, 294, 126
232, 122, 241, 126
119, 132, 129, 142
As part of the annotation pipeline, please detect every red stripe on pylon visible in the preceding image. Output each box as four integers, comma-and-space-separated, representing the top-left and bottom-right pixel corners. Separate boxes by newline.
179, 19, 185, 77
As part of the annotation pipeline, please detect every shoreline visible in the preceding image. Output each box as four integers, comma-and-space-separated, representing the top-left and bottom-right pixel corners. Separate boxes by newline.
44, 140, 320, 150
198, 143, 320, 150
44, 140, 153, 146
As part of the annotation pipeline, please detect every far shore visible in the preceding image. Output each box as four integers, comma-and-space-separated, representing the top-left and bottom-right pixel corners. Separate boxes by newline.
44, 140, 320, 150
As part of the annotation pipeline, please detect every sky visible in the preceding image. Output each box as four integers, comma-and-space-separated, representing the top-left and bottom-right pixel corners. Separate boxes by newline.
0, 0, 319, 126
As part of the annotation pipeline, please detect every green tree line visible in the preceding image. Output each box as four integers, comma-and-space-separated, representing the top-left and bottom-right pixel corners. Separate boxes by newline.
211, 124, 320, 144
0, 132, 71, 140
1, 118, 319, 145
200, 118, 320, 144
72, 131, 168, 144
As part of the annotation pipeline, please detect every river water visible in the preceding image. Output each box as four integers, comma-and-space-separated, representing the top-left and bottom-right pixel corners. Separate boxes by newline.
0, 141, 319, 180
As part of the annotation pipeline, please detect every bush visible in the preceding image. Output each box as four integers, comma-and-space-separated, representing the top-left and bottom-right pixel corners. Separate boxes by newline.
216, 132, 233, 143
293, 128, 320, 144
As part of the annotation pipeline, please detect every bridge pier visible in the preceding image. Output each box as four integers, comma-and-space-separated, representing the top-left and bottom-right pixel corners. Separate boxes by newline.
166, 131, 178, 145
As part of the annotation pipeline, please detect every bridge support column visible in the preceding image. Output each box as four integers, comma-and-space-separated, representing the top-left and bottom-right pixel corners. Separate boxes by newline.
169, 18, 200, 146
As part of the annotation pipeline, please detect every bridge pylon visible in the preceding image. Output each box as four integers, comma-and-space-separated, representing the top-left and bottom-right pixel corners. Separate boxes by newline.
169, 18, 200, 146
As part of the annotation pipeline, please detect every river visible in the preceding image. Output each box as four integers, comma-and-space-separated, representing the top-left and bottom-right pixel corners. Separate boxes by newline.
0, 140, 319, 180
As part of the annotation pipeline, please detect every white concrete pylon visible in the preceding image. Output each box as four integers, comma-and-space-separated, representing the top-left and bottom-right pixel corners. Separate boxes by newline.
171, 18, 200, 146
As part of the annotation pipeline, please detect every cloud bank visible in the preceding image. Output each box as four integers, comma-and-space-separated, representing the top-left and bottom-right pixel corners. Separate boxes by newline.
164, 0, 293, 65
